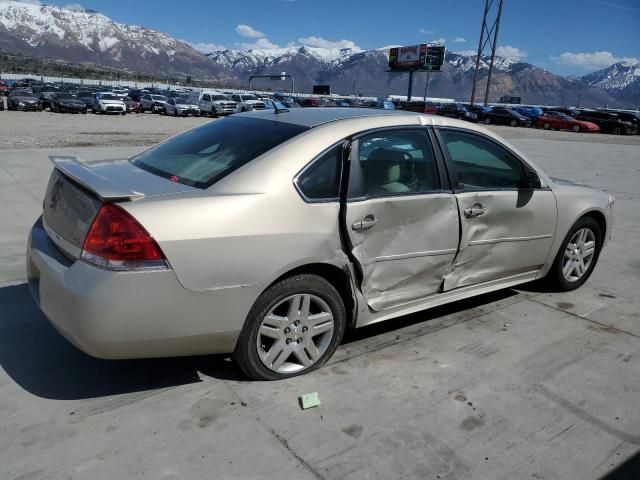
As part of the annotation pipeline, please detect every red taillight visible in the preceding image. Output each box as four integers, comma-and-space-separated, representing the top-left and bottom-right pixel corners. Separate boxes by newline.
82, 203, 166, 270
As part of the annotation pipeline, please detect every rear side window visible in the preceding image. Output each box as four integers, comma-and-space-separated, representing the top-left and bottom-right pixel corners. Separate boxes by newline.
296, 144, 342, 201
131, 117, 308, 189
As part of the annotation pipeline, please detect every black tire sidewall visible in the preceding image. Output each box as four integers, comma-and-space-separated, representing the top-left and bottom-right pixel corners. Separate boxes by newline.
234, 274, 347, 380
550, 217, 603, 291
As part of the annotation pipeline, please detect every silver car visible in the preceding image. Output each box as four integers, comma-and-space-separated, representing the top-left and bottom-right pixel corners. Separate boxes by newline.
27, 109, 614, 380
164, 98, 201, 117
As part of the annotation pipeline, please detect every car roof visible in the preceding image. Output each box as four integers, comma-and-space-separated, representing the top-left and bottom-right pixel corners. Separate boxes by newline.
240, 107, 414, 128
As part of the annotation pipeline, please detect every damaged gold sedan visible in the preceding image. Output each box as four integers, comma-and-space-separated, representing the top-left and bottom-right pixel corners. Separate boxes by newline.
27, 108, 614, 380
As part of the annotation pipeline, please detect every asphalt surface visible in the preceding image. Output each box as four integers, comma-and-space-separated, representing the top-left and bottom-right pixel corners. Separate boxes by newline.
0, 120, 639, 480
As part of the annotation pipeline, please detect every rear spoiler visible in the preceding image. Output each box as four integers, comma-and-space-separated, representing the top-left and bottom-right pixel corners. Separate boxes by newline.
49, 156, 145, 201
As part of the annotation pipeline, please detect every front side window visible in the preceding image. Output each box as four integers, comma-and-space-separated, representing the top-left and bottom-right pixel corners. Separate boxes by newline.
348, 129, 439, 199
131, 117, 309, 189
440, 130, 527, 190
296, 144, 342, 201
201, 94, 210, 101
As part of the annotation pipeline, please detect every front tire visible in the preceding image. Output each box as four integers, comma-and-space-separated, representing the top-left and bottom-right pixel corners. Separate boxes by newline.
572, 124, 581, 133
234, 274, 346, 380
510, 119, 518, 127
484, 118, 491, 125
545, 216, 602, 291
543, 122, 551, 130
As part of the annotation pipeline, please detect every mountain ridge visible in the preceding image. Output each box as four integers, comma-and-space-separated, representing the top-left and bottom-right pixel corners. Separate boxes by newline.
0, 0, 637, 107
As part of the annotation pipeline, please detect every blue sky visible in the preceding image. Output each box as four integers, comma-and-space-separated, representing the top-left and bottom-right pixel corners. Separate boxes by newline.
55, 0, 640, 75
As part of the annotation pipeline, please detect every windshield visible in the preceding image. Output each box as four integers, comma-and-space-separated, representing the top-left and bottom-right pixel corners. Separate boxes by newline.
100, 94, 119, 100
131, 117, 309, 189
151, 95, 167, 101
241, 95, 258, 100
212, 95, 227, 100
56, 94, 74, 100
175, 99, 190, 105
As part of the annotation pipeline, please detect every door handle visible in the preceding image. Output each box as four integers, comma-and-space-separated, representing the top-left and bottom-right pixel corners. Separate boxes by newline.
464, 204, 487, 218
352, 215, 378, 231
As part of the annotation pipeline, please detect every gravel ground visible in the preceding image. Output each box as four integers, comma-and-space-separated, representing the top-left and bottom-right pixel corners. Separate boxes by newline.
1, 109, 210, 150
1, 107, 639, 150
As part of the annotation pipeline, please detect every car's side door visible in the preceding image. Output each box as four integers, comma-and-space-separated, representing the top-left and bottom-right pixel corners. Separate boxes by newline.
343, 128, 460, 311
436, 128, 557, 290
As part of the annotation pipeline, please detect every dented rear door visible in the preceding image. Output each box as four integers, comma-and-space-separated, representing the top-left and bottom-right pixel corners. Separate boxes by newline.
344, 128, 459, 311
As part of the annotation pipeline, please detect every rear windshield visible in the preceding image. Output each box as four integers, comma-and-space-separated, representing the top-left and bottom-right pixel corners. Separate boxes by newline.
131, 117, 309, 189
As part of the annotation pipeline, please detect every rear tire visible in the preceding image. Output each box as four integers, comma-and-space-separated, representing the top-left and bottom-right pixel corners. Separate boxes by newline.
484, 118, 491, 125
544, 216, 602, 291
234, 274, 346, 380
543, 122, 551, 130
510, 119, 518, 127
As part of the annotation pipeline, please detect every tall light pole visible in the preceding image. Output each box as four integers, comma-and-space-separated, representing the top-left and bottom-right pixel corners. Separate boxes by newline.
470, 0, 504, 106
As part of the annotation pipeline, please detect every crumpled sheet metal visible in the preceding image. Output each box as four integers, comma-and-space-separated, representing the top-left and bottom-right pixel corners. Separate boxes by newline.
348, 194, 459, 311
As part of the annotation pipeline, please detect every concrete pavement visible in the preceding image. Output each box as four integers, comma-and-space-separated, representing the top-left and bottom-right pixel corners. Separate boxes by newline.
0, 137, 638, 479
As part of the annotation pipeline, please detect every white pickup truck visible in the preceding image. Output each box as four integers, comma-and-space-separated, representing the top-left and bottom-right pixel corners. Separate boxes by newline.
230, 93, 266, 112
199, 91, 238, 117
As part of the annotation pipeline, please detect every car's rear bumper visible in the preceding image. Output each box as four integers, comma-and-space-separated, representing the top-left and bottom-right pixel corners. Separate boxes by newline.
27, 218, 250, 359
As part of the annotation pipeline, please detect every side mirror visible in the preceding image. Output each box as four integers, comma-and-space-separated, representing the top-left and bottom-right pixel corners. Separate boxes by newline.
522, 170, 542, 189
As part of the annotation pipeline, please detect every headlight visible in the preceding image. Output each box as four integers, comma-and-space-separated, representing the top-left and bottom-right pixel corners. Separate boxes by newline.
608, 193, 615, 208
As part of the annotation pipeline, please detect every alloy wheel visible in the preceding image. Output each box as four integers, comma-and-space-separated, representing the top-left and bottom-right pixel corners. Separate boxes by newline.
257, 293, 334, 374
562, 228, 596, 282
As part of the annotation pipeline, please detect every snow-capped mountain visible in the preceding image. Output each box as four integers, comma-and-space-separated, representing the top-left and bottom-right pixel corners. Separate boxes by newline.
0, 0, 635, 106
0, 0, 222, 77
583, 61, 640, 91
581, 61, 640, 104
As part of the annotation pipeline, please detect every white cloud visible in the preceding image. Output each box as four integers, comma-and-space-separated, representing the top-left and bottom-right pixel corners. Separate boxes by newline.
298, 36, 360, 50
235, 24, 265, 39
455, 50, 477, 57
63, 3, 84, 9
429, 38, 446, 45
187, 41, 227, 53
495, 45, 527, 59
420, 28, 434, 34
238, 37, 281, 51
551, 51, 639, 69
453, 37, 467, 43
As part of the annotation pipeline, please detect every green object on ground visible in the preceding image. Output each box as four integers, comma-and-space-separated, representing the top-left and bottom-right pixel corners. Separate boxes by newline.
299, 392, 321, 409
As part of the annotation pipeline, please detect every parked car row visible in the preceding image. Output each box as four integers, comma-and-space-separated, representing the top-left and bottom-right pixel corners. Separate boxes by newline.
2, 78, 638, 134
393, 100, 640, 135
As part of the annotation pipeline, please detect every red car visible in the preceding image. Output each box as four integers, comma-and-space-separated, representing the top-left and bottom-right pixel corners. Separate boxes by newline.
398, 101, 439, 114
123, 96, 142, 113
0, 81, 9, 96
537, 111, 600, 133
300, 98, 336, 107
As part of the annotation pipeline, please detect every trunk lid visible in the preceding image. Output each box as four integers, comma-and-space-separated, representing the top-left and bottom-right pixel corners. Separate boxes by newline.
43, 156, 196, 259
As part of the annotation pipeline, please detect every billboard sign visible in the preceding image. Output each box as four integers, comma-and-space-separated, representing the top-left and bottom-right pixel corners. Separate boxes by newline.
313, 84, 331, 95
388, 44, 446, 72
388, 44, 427, 71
